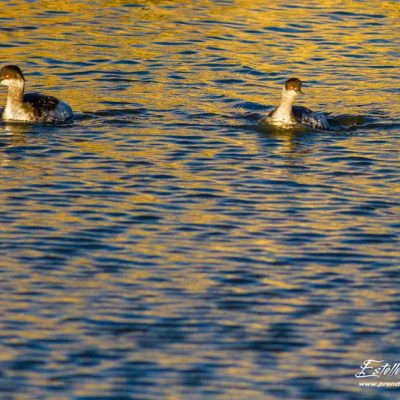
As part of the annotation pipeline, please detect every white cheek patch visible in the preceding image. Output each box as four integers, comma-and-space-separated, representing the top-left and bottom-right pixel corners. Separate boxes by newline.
0, 78, 10, 86
285, 89, 298, 100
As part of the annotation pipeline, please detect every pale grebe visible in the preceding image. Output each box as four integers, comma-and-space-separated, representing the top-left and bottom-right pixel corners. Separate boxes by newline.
263, 77, 329, 130
0, 65, 73, 123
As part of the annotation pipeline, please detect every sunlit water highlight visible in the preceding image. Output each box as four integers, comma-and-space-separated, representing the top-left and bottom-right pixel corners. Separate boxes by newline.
0, 1, 399, 399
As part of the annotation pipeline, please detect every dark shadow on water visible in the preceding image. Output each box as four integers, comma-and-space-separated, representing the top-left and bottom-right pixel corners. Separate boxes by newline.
76, 107, 149, 127
0, 120, 76, 138
328, 114, 376, 131
81, 107, 148, 119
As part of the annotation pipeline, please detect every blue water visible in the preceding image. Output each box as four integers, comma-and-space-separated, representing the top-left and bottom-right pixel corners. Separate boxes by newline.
0, 1, 399, 399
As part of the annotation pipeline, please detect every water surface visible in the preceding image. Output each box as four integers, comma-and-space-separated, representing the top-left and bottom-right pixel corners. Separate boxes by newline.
0, 1, 399, 399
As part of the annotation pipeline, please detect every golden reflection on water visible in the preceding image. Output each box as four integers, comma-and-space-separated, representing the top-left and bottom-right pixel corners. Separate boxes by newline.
1, 0, 398, 115
0, 0, 399, 399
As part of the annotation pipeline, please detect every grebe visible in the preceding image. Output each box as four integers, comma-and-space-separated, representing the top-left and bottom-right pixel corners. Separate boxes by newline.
0, 65, 73, 123
263, 77, 329, 130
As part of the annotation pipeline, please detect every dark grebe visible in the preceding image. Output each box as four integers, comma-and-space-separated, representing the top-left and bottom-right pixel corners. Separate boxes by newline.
0, 65, 73, 123
264, 78, 329, 130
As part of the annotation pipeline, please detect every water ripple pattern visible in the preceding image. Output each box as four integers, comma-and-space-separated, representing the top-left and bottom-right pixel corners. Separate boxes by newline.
0, 1, 399, 399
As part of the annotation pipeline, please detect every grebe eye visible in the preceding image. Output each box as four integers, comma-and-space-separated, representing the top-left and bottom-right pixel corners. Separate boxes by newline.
5, 74, 10, 79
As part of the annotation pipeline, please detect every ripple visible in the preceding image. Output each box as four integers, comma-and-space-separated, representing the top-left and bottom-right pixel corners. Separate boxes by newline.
0, 1, 399, 399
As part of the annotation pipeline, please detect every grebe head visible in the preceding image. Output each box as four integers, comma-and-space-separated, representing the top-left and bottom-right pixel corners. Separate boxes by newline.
282, 77, 302, 100
0, 65, 25, 87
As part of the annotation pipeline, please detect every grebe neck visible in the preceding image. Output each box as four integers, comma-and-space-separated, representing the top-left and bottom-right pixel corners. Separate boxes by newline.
271, 89, 298, 123
6, 80, 25, 106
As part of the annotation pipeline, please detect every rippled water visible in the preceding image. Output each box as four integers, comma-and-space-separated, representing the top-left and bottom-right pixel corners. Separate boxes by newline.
0, 1, 399, 399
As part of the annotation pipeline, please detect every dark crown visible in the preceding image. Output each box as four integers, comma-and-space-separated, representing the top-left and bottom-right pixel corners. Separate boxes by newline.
285, 77, 302, 92
0, 65, 25, 81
